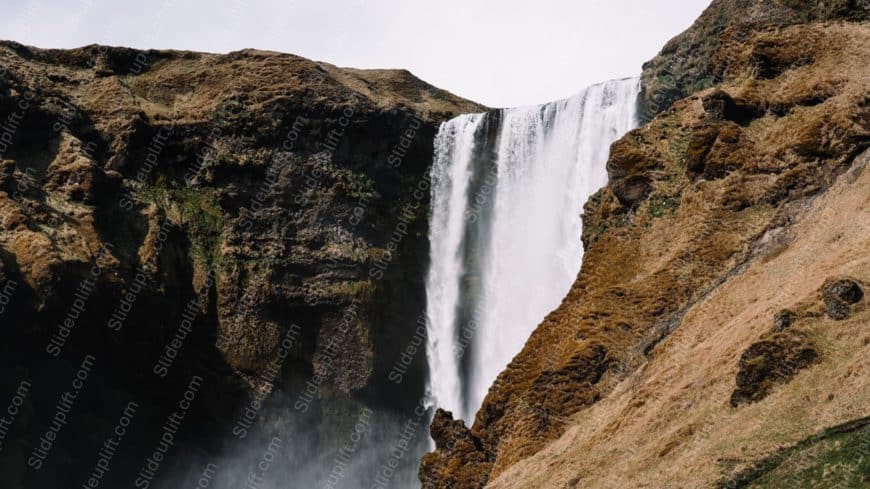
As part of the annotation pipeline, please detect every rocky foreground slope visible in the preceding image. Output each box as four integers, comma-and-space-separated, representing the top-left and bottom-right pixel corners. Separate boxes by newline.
421, 1, 869, 488
0, 43, 483, 487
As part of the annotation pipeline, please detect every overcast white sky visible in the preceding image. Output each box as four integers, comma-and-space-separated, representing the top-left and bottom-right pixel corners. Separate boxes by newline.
2, 0, 711, 107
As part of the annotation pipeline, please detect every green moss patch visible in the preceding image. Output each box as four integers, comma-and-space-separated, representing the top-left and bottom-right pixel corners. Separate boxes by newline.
647, 194, 681, 219
135, 185, 223, 265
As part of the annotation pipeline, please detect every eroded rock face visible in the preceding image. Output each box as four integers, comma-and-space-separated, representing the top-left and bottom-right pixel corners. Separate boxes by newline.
685, 118, 753, 180
0, 43, 484, 488
419, 409, 491, 489
421, 5, 869, 487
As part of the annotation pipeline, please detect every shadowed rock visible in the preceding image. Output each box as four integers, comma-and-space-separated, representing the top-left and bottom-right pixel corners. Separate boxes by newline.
772, 309, 795, 332
821, 278, 864, 320
730, 334, 818, 407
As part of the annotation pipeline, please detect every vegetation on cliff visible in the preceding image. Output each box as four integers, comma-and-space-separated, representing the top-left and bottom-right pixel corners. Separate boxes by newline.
0, 42, 483, 488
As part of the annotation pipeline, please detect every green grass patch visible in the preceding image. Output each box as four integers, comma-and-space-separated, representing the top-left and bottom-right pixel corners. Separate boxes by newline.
647, 194, 681, 219
718, 417, 870, 489
135, 184, 223, 266
668, 133, 690, 164
330, 167, 378, 201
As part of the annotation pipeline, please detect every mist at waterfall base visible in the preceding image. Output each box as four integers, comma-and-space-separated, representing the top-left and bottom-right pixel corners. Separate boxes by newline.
161, 78, 639, 489
425, 78, 641, 423
162, 392, 429, 489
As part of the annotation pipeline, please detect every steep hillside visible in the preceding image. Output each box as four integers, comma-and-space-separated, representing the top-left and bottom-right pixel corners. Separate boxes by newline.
421, 6, 869, 488
0, 43, 483, 488
639, 0, 868, 121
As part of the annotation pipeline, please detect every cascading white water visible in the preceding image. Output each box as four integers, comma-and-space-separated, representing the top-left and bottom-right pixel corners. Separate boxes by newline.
424, 113, 487, 418
425, 77, 641, 423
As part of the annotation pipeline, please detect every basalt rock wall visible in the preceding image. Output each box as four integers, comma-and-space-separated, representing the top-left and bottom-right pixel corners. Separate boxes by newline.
0, 43, 484, 488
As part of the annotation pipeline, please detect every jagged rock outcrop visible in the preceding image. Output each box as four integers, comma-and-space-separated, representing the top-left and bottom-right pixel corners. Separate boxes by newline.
0, 43, 483, 488
421, 3, 869, 487
420, 409, 492, 488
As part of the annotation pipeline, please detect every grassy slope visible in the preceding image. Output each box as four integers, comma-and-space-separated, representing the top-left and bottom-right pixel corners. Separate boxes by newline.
721, 417, 869, 488
478, 21, 870, 489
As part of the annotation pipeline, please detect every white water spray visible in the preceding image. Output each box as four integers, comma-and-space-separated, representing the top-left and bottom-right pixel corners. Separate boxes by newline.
425, 78, 641, 423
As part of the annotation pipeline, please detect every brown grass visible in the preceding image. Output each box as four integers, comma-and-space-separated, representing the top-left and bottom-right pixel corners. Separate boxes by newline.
487, 146, 869, 488
423, 21, 870, 489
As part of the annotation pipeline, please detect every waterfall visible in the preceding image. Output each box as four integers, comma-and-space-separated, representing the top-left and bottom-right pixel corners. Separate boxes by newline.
425, 77, 641, 423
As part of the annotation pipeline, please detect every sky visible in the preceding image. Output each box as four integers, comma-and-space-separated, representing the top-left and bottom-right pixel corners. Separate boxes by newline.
1, 0, 711, 108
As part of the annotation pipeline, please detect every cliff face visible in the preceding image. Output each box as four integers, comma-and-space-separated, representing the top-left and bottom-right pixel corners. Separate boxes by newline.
0, 43, 483, 488
421, 4, 869, 488
639, 0, 868, 121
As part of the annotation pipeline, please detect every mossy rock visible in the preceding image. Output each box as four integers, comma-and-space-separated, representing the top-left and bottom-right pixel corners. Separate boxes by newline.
134, 184, 223, 265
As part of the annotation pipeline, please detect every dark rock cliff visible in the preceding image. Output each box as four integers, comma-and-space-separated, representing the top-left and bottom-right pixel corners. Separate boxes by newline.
0, 43, 484, 488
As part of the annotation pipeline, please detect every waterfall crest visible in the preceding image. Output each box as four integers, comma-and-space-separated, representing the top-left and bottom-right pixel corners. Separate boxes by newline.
425, 77, 641, 422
